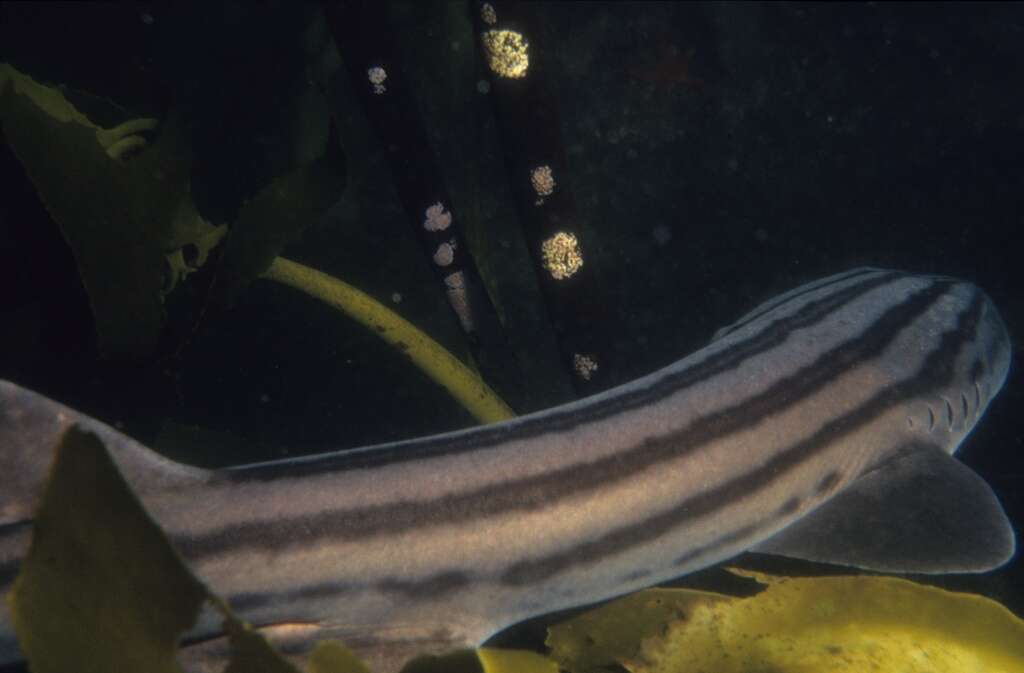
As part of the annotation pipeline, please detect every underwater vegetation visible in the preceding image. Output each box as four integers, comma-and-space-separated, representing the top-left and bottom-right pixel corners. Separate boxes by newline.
0, 63, 511, 425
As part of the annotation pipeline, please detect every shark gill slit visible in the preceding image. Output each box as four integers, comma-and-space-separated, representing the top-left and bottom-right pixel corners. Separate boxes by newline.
495, 287, 983, 586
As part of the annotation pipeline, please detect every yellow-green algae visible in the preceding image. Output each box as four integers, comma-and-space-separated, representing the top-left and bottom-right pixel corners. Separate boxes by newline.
309, 641, 373, 673
9, 427, 209, 673
263, 257, 514, 424
549, 569, 1024, 673
0, 64, 201, 357
546, 587, 730, 673
477, 647, 559, 673
0, 61, 512, 423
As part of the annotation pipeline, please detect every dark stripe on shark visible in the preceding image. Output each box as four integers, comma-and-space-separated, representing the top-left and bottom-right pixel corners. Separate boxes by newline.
377, 570, 472, 599
226, 571, 472, 616
178, 279, 963, 564
498, 292, 984, 585
710, 267, 879, 342
228, 580, 357, 612
224, 270, 907, 481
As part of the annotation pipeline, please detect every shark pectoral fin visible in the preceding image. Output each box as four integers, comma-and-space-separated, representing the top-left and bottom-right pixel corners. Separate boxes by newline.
752, 443, 1016, 573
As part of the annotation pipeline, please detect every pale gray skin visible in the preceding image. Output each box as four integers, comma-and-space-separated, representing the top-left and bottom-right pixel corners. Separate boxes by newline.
0, 268, 1015, 672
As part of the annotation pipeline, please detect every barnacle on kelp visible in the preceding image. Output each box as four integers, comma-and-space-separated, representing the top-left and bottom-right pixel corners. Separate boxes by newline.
541, 231, 583, 280
481, 29, 529, 79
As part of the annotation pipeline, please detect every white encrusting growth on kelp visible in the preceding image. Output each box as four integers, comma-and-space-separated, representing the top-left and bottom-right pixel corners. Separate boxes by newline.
0, 268, 1014, 672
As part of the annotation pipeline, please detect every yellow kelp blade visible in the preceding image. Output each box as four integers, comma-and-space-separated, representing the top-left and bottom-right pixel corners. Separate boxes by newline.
549, 570, 1024, 673
393, 646, 557, 673
477, 647, 559, 673
308, 641, 373, 673
0, 65, 184, 357
398, 649, 481, 673
8, 427, 208, 673
546, 587, 730, 673
263, 256, 514, 425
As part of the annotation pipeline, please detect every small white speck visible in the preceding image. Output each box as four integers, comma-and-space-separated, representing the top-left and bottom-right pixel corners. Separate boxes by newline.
141, 12, 154, 25
367, 66, 387, 94
260, 393, 270, 403
476, 79, 491, 94
391, 292, 402, 304
481, 2, 497, 25
652, 225, 672, 246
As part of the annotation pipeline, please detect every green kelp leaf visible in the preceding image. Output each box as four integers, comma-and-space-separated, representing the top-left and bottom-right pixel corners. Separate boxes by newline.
308, 640, 373, 673
0, 63, 107, 130
1, 78, 167, 357
546, 588, 729, 673
0, 64, 226, 357
214, 151, 345, 303
549, 571, 1024, 673
164, 196, 229, 295
8, 427, 207, 673
477, 647, 559, 673
400, 649, 482, 673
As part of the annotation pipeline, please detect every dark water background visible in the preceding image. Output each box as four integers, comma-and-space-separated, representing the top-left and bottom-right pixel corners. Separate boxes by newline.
1, 0, 1021, 652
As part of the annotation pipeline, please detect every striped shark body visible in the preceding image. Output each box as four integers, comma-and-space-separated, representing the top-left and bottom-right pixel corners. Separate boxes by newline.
0, 267, 1015, 672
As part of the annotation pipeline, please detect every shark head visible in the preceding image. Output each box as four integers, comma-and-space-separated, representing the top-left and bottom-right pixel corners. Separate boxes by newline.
904, 278, 1011, 456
